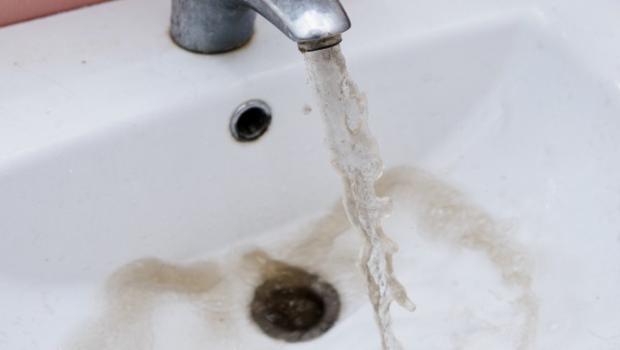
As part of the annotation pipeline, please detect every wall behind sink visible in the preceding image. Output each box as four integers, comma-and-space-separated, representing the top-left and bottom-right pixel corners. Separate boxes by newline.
0, 0, 109, 26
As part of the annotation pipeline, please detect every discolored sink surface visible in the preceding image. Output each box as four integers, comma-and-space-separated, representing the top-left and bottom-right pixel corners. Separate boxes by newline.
1, 0, 620, 349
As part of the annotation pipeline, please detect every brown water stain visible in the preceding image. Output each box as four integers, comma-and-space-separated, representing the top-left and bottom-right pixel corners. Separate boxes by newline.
378, 167, 538, 349
68, 167, 538, 349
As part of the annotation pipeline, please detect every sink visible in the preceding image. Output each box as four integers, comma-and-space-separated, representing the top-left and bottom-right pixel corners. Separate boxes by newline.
1, 0, 619, 349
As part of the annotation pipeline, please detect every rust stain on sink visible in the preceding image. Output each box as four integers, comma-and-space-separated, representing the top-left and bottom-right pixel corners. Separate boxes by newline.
68, 167, 538, 349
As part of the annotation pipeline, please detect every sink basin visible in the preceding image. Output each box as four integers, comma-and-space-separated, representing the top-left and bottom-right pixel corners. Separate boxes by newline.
1, 0, 619, 349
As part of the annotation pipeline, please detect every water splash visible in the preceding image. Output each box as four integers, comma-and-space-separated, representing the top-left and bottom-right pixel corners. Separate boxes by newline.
303, 45, 415, 350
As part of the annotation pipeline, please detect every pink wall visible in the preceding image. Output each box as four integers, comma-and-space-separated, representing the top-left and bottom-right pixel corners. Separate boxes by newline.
0, 0, 109, 27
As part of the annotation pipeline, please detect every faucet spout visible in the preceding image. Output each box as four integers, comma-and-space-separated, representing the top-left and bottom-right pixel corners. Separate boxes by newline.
170, 0, 350, 54
245, 0, 350, 50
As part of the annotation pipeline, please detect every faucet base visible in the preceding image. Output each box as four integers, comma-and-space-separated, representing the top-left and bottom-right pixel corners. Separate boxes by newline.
170, 0, 256, 54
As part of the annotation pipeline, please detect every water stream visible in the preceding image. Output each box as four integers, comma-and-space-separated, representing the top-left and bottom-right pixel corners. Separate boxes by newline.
303, 45, 415, 350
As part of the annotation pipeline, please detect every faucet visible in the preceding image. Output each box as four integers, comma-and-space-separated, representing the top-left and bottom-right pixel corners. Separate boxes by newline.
170, 0, 351, 53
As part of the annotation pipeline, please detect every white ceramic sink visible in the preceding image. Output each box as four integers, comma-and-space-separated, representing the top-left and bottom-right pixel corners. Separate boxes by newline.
1, 0, 619, 349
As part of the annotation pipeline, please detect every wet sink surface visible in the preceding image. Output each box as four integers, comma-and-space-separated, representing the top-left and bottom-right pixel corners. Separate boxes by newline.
1, 1, 620, 349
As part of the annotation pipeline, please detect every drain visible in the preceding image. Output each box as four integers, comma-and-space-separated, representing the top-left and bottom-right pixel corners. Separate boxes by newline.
230, 99, 271, 142
250, 265, 340, 342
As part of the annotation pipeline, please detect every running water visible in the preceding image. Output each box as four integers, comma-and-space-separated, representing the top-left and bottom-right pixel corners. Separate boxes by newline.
303, 45, 415, 350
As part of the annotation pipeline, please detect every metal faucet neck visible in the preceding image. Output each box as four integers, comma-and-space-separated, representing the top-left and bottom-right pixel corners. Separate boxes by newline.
170, 0, 350, 54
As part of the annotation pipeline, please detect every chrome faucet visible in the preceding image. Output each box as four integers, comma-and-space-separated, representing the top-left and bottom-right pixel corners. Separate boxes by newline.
170, 0, 351, 53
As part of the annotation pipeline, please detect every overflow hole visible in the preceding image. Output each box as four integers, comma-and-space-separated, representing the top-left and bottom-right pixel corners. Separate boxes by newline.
230, 100, 272, 142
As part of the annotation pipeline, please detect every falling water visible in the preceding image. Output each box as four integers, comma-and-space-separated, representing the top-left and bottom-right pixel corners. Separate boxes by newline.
304, 45, 415, 350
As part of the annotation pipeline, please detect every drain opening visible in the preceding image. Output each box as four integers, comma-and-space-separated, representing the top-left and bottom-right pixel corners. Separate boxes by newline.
250, 265, 340, 342
230, 100, 272, 142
